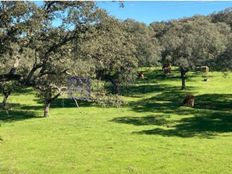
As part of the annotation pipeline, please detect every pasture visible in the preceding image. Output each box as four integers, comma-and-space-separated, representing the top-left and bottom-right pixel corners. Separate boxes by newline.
0, 68, 232, 174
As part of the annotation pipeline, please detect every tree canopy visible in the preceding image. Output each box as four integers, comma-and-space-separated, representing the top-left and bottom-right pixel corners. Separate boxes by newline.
1, 1, 232, 116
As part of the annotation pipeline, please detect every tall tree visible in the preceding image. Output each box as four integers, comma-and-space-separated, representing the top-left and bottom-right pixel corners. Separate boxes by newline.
0, 1, 103, 116
158, 16, 229, 89
75, 13, 138, 94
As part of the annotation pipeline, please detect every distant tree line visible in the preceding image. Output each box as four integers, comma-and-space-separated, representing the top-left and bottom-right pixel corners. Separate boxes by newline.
0, 1, 232, 116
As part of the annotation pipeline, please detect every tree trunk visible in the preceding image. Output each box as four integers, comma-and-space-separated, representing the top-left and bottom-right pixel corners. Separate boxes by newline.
180, 67, 187, 90
181, 74, 186, 90
0, 74, 21, 82
25, 67, 38, 84
2, 93, 9, 109
110, 80, 120, 94
2, 88, 11, 109
43, 92, 60, 117
43, 102, 50, 117
114, 83, 120, 94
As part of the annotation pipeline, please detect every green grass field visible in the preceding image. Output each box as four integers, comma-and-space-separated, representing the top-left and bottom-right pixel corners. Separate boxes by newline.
0, 68, 232, 174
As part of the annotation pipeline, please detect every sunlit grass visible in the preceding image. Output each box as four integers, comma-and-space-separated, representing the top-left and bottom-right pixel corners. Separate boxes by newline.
0, 68, 232, 174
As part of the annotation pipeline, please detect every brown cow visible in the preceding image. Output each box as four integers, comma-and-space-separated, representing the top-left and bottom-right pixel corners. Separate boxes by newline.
183, 94, 195, 107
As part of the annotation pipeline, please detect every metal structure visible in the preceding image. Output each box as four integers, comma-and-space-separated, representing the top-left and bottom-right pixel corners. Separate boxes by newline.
67, 76, 91, 107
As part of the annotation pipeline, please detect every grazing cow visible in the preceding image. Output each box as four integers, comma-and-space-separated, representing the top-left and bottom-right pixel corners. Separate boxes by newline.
162, 63, 171, 74
183, 94, 195, 107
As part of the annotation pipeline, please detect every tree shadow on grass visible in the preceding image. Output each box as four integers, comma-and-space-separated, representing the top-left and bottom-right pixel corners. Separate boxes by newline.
135, 68, 200, 84
0, 98, 91, 122
0, 109, 40, 122
14, 87, 34, 95
0, 102, 41, 122
116, 69, 232, 138
121, 84, 168, 98
120, 69, 184, 97
115, 88, 232, 138
130, 85, 231, 114
121, 68, 204, 99
20, 98, 93, 110
51, 98, 93, 108
112, 115, 170, 126
195, 94, 232, 111
112, 110, 232, 138
138, 69, 181, 83
129, 86, 194, 114
135, 111, 232, 138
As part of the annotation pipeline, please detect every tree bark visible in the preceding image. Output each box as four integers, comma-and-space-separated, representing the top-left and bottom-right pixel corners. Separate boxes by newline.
181, 74, 186, 90
25, 66, 40, 84
2, 93, 9, 109
0, 74, 21, 82
43, 92, 60, 117
180, 67, 187, 90
1, 88, 11, 109
43, 102, 50, 117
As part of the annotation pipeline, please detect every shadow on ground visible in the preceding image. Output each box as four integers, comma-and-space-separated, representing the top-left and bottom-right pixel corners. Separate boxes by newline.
0, 102, 40, 122
129, 86, 232, 114
112, 109, 232, 138
134, 68, 201, 84
112, 115, 170, 126
129, 86, 194, 114
114, 79, 232, 138
0, 98, 94, 122
14, 87, 34, 95
134, 111, 232, 138
0, 109, 39, 122
20, 98, 93, 111
195, 94, 232, 111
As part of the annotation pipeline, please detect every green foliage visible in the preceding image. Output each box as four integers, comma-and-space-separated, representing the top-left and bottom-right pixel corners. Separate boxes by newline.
211, 7, 232, 28
151, 16, 231, 89
90, 80, 126, 107
0, 1, 106, 115
75, 12, 138, 93
159, 16, 229, 69
124, 19, 161, 67
1, 2, 232, 114
215, 38, 232, 71
92, 93, 126, 107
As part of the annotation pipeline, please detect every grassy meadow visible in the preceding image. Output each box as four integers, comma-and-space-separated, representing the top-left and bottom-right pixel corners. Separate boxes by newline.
0, 68, 232, 174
